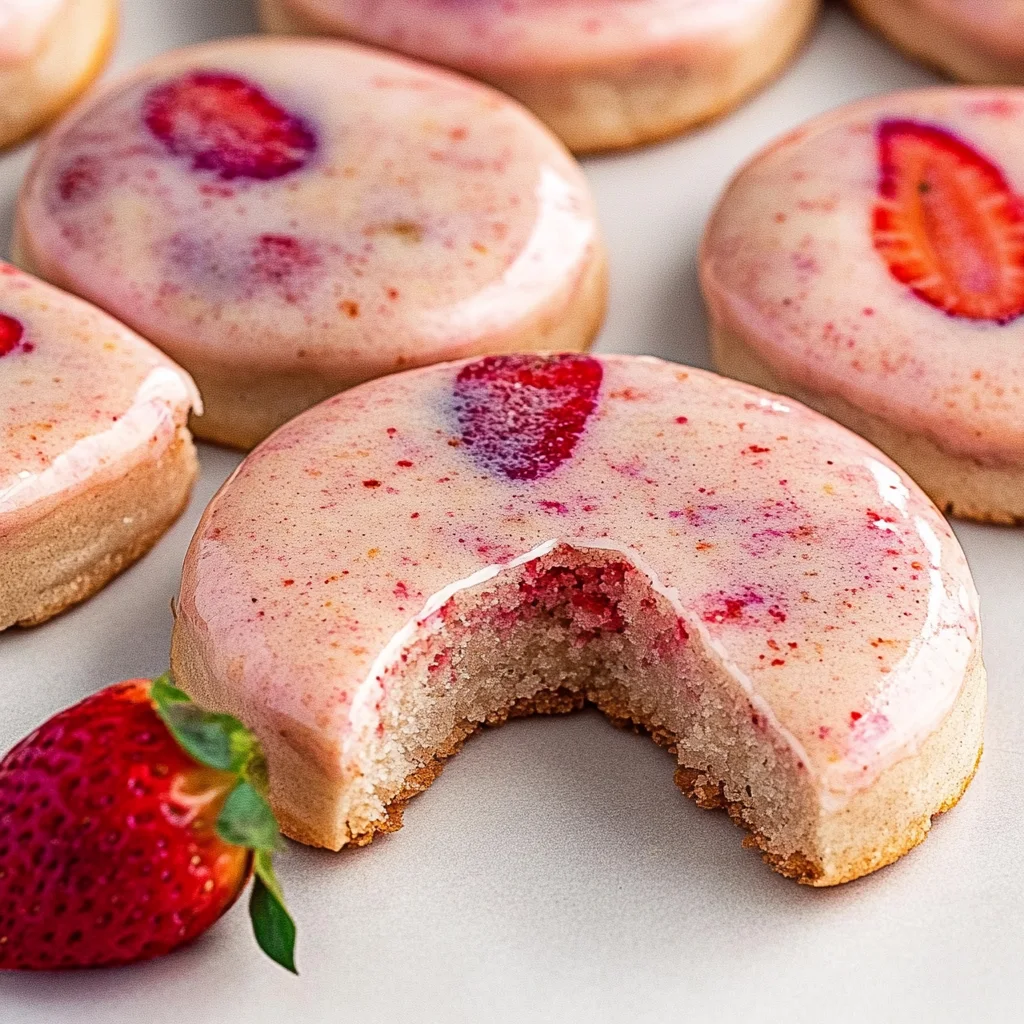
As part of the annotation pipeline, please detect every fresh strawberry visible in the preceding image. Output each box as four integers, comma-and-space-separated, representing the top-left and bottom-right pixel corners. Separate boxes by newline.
452, 353, 603, 481
143, 72, 316, 181
0, 313, 24, 357
0, 677, 296, 971
873, 119, 1024, 323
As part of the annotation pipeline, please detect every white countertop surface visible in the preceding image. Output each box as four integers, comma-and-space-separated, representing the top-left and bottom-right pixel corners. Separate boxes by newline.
1, 2, 1020, 1021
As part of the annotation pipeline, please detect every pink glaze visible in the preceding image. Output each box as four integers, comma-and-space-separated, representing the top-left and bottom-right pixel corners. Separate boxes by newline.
701, 88, 1024, 467
0, 0, 61, 64
282, 0, 796, 76
18, 38, 600, 386
177, 354, 979, 811
0, 263, 199, 526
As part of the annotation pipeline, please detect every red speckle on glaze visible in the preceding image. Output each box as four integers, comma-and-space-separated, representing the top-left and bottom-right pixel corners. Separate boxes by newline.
250, 234, 321, 288
701, 588, 778, 625
142, 72, 316, 181
0, 313, 25, 357
452, 353, 603, 481
57, 155, 102, 203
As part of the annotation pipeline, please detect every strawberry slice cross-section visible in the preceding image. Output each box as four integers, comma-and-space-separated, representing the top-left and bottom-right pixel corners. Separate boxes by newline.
143, 71, 316, 182
0, 313, 24, 357
453, 353, 603, 481
873, 119, 1024, 324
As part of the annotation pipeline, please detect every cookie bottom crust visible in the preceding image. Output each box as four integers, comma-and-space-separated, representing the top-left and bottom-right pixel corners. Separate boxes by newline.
849, 0, 1024, 85
1, 430, 197, 630
258, 0, 819, 154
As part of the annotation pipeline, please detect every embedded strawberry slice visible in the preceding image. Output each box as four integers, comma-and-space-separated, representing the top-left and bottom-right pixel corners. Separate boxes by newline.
0, 313, 24, 357
143, 71, 316, 181
453, 353, 603, 481
873, 119, 1024, 323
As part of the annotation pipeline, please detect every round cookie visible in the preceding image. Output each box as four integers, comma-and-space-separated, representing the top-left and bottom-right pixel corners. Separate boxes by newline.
0, 0, 117, 151
702, 88, 1024, 524
0, 263, 199, 631
171, 353, 984, 886
850, 0, 1024, 85
258, 0, 821, 153
15, 37, 607, 449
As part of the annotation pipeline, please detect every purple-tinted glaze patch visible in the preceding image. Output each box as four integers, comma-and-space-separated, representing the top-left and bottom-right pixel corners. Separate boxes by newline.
250, 233, 321, 299
452, 354, 603, 481
0, 313, 25, 358
163, 230, 323, 304
142, 71, 316, 181
57, 155, 104, 204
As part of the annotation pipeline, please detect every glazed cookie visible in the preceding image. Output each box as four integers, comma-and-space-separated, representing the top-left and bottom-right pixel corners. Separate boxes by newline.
258, 0, 821, 153
172, 353, 984, 886
850, 0, 1024, 84
15, 37, 607, 449
0, 263, 199, 631
0, 0, 117, 150
702, 88, 1024, 523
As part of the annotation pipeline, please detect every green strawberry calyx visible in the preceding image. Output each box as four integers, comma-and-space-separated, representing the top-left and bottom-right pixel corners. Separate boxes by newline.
150, 674, 297, 974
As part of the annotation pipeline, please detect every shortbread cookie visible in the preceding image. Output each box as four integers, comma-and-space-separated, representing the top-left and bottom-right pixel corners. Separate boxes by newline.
15, 37, 607, 448
259, 0, 820, 153
0, 0, 117, 150
850, 0, 1024, 84
172, 353, 984, 886
0, 263, 199, 630
702, 88, 1024, 523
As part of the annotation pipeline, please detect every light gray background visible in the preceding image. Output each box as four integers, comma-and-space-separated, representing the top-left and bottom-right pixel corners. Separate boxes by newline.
1, 2, 1020, 1021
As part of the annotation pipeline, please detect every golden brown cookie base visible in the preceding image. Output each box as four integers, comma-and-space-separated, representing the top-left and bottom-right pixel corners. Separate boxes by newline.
258, 0, 820, 154
0, 430, 197, 630
279, 679, 982, 887
849, 0, 1024, 85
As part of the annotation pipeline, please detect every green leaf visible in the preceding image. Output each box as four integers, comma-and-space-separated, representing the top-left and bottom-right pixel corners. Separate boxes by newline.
217, 780, 280, 852
250, 850, 297, 974
150, 674, 190, 707
151, 678, 254, 773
